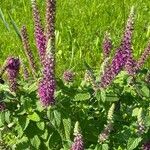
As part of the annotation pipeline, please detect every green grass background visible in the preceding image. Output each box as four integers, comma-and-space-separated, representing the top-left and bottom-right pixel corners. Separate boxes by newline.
1, 0, 150, 76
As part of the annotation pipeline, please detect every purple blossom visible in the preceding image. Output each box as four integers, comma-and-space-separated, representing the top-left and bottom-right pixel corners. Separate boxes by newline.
142, 140, 150, 150
100, 7, 135, 88
45, 0, 56, 47
135, 42, 150, 71
6, 57, 20, 92
0, 102, 6, 111
63, 70, 74, 82
71, 122, 84, 150
21, 26, 37, 75
71, 133, 84, 150
98, 122, 113, 143
21, 62, 29, 80
102, 32, 112, 58
123, 7, 135, 75
38, 53, 56, 106
31, 0, 46, 64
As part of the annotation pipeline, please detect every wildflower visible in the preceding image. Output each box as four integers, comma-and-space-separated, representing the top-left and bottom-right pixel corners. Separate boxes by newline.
6, 57, 20, 92
135, 42, 150, 71
38, 40, 56, 106
123, 8, 136, 77
98, 122, 113, 143
21, 26, 37, 74
31, 0, 46, 64
98, 104, 115, 143
71, 122, 84, 150
21, 62, 29, 80
142, 140, 150, 150
63, 70, 74, 82
100, 7, 135, 88
45, 0, 56, 48
102, 32, 112, 58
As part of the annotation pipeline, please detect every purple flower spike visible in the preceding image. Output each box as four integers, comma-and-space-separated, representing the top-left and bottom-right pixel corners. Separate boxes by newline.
6, 57, 20, 92
100, 7, 135, 88
71, 133, 84, 150
21, 26, 37, 75
38, 43, 56, 106
102, 32, 112, 58
135, 42, 150, 71
71, 122, 84, 150
45, 0, 56, 47
63, 70, 74, 82
31, 0, 46, 64
123, 7, 135, 75
142, 140, 150, 150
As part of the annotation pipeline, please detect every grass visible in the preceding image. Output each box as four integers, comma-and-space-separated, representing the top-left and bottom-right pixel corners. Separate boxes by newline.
1, 0, 150, 77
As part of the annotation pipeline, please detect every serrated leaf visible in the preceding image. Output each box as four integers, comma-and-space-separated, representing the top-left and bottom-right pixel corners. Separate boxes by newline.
101, 90, 106, 102
127, 137, 142, 150
36, 122, 45, 130
18, 116, 30, 131
5, 111, 10, 124
0, 112, 5, 127
74, 92, 91, 101
63, 118, 71, 141
141, 85, 149, 97
54, 110, 61, 128
28, 112, 40, 122
106, 96, 119, 102
31, 135, 41, 149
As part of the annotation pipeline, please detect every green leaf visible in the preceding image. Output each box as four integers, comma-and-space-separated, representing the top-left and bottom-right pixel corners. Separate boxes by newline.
102, 144, 109, 150
28, 112, 40, 122
106, 96, 119, 102
31, 135, 41, 149
132, 108, 139, 117
63, 118, 71, 141
0, 8, 10, 31
5, 111, 10, 124
127, 137, 142, 150
54, 110, 61, 128
101, 90, 106, 102
141, 85, 149, 97
74, 92, 91, 101
8, 13, 22, 40
0, 112, 5, 127
36, 122, 45, 130
18, 116, 30, 131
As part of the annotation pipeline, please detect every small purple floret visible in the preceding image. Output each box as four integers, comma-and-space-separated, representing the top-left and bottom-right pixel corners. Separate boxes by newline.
71, 133, 84, 150
6, 57, 20, 92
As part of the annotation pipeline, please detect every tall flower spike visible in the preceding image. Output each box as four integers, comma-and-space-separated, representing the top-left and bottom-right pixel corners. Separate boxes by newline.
71, 122, 84, 150
135, 42, 150, 71
6, 57, 20, 92
45, 0, 56, 49
102, 31, 112, 58
31, 0, 46, 64
123, 6, 136, 75
21, 26, 37, 75
100, 7, 135, 88
38, 40, 56, 106
98, 104, 115, 143
21, 62, 29, 80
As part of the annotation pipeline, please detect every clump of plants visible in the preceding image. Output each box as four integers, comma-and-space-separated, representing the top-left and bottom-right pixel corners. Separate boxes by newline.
0, 1, 150, 150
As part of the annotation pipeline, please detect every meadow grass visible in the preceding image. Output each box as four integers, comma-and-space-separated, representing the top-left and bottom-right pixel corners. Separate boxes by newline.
0, 0, 150, 77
